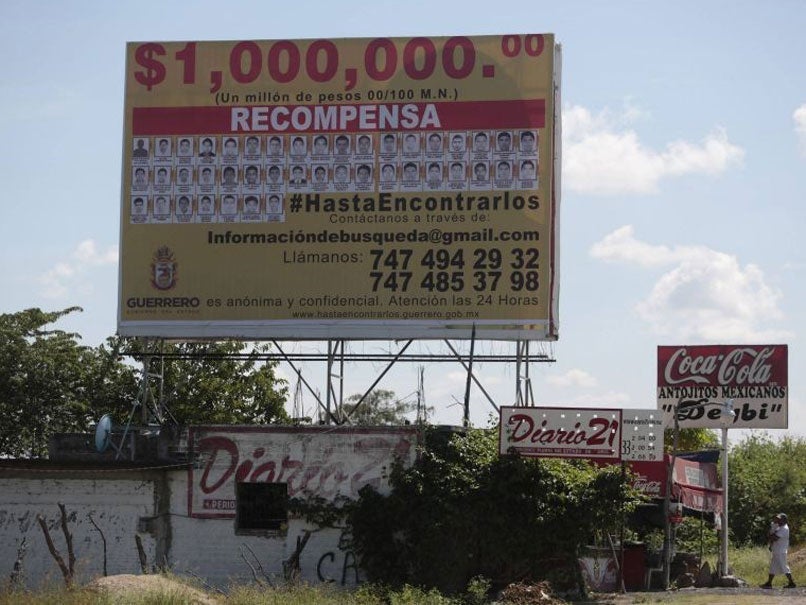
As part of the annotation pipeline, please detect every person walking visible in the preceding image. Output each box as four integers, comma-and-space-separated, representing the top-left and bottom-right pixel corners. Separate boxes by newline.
761, 513, 796, 588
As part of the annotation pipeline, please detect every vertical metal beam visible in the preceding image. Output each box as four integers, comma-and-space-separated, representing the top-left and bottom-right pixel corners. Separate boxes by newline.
463, 325, 476, 427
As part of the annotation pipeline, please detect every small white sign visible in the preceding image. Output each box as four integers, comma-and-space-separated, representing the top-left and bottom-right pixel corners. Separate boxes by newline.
621, 409, 663, 461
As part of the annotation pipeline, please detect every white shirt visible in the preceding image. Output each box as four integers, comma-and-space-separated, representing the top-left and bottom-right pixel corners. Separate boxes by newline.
772, 523, 790, 554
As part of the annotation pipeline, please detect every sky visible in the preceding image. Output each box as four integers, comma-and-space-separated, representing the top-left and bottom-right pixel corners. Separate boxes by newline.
1, 1, 804, 441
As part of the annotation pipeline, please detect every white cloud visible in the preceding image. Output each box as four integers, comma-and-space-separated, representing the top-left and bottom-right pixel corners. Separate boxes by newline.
547, 368, 598, 388
39, 239, 118, 299
591, 226, 790, 341
794, 104, 806, 157
563, 104, 744, 195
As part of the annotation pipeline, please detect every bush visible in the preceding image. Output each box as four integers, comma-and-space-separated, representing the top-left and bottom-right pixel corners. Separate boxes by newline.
346, 427, 640, 595
729, 434, 806, 546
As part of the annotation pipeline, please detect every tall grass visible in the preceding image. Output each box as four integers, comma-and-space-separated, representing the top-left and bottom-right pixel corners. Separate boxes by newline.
727, 544, 805, 585
2, 547, 804, 604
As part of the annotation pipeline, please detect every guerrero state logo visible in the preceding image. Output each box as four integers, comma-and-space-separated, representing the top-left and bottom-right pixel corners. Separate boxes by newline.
151, 246, 178, 290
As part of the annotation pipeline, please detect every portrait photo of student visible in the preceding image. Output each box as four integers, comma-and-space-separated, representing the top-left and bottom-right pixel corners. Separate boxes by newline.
402, 161, 419, 183
267, 136, 283, 156
380, 163, 396, 182
220, 194, 238, 216
494, 160, 513, 186
472, 161, 489, 182
222, 137, 239, 158
198, 137, 216, 158
289, 165, 307, 186
198, 166, 215, 188
472, 132, 490, 153
267, 194, 283, 215
519, 130, 537, 154
198, 195, 215, 215
132, 138, 149, 158
470, 161, 490, 190
333, 164, 350, 184
496, 131, 513, 153
334, 135, 350, 156
312, 165, 328, 186
312, 135, 329, 156
244, 136, 261, 157
519, 159, 537, 181
177, 138, 193, 157
131, 196, 147, 217
290, 136, 307, 156
175, 167, 193, 189
356, 134, 373, 156
380, 133, 397, 155
426, 162, 443, 188
153, 195, 171, 217
243, 165, 260, 188
176, 195, 193, 218
266, 165, 284, 187
449, 161, 466, 182
243, 195, 261, 216
156, 138, 171, 158
449, 133, 466, 154
355, 164, 372, 186
132, 167, 149, 191
402, 133, 420, 154
154, 167, 171, 188
426, 133, 443, 154
221, 165, 238, 188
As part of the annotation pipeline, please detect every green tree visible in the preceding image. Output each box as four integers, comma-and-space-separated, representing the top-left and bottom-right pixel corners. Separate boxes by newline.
341, 388, 420, 425
729, 433, 806, 545
0, 309, 290, 457
123, 339, 289, 426
664, 427, 719, 452
346, 427, 640, 594
0, 308, 138, 457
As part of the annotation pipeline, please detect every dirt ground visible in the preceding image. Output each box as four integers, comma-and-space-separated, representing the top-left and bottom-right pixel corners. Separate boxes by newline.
586, 586, 806, 605
86, 574, 222, 604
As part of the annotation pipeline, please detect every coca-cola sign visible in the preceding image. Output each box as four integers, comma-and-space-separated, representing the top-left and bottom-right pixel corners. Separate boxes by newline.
657, 345, 788, 429
499, 407, 622, 460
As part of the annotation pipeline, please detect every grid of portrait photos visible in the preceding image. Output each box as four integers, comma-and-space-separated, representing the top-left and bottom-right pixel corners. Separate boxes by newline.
128, 130, 539, 224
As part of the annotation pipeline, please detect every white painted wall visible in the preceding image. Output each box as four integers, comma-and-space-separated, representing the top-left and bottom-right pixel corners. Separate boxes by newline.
0, 476, 157, 589
0, 427, 417, 590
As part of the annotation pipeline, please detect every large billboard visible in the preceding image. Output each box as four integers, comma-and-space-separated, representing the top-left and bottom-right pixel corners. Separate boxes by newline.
118, 35, 561, 340
657, 345, 788, 429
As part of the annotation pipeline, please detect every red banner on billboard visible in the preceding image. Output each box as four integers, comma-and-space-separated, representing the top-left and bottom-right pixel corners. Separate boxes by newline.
657, 345, 788, 429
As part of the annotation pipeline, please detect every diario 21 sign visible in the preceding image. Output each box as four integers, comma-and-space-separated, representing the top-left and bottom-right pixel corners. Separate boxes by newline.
499, 406, 621, 460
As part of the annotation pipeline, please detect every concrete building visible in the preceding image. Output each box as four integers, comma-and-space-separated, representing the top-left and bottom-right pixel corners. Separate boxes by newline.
0, 425, 418, 589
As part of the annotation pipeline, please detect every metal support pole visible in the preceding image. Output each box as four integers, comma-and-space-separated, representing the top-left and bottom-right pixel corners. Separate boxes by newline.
662, 409, 680, 589
463, 325, 476, 428
720, 425, 729, 576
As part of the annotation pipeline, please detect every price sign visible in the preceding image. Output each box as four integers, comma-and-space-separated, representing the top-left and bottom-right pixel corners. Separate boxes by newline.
621, 409, 663, 462
131, 36, 549, 94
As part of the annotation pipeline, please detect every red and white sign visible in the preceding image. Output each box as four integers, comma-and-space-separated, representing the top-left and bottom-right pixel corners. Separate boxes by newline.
187, 426, 417, 518
657, 345, 788, 429
671, 457, 723, 514
499, 406, 622, 460
629, 460, 666, 497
